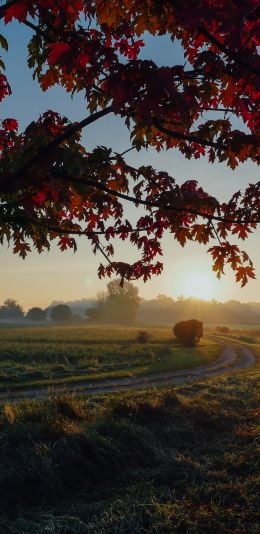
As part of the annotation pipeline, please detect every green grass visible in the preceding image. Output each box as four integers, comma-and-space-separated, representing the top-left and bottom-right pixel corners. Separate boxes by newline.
0, 325, 219, 390
0, 370, 259, 533
0, 328, 258, 532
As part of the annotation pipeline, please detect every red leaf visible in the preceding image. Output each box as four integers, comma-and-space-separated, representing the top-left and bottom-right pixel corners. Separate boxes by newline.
48, 43, 73, 66
5, 3, 28, 23
2, 118, 18, 131
58, 236, 77, 252
40, 69, 59, 91
235, 266, 256, 287
0, 73, 11, 102
32, 191, 47, 205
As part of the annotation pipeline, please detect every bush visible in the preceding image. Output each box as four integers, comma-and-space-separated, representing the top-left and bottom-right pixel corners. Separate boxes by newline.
136, 330, 150, 344
216, 326, 230, 334
173, 319, 203, 346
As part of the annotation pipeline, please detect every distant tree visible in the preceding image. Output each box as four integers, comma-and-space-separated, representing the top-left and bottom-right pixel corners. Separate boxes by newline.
173, 319, 203, 346
0, 299, 24, 320
88, 279, 140, 324
27, 307, 46, 321
50, 304, 72, 322
106, 279, 139, 300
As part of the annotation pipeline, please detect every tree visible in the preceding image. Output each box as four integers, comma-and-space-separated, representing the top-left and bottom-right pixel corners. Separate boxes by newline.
107, 279, 140, 302
0, 2, 259, 286
26, 307, 46, 321
88, 279, 140, 324
173, 319, 203, 346
0, 298, 24, 320
107, 279, 141, 323
50, 304, 72, 322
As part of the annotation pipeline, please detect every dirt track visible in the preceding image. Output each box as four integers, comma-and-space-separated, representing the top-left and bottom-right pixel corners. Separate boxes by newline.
0, 337, 256, 403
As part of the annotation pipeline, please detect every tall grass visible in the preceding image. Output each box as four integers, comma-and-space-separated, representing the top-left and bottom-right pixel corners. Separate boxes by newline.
0, 370, 259, 533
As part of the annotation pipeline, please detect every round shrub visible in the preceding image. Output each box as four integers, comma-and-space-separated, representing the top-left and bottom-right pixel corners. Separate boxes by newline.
173, 319, 203, 346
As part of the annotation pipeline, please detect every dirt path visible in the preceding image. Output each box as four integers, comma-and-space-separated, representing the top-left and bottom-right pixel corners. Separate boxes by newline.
0, 338, 256, 403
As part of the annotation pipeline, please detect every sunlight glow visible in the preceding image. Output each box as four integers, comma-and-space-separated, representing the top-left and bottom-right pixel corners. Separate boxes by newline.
182, 272, 214, 300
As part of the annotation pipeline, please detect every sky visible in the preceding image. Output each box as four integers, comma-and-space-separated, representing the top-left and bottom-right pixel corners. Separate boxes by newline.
0, 21, 259, 310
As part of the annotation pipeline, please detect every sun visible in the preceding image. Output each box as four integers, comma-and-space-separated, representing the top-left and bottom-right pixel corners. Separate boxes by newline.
182, 272, 214, 300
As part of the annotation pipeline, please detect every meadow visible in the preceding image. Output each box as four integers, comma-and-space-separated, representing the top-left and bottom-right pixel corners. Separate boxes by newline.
0, 324, 220, 390
0, 372, 259, 533
0, 325, 259, 533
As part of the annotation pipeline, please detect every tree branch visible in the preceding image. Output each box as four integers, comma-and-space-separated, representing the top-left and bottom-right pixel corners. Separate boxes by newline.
0, 214, 156, 236
168, 0, 260, 77
1, 106, 113, 191
22, 19, 46, 38
51, 170, 260, 225
198, 26, 260, 78
154, 119, 260, 162
153, 119, 217, 148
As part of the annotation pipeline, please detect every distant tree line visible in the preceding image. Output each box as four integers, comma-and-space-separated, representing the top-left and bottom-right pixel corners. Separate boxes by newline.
0, 284, 139, 324
1, 280, 140, 324
0, 299, 72, 323
139, 295, 260, 325
1, 283, 260, 326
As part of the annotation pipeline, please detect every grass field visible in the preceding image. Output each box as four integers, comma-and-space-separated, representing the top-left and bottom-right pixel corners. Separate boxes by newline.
0, 371, 259, 533
0, 325, 220, 390
0, 326, 259, 533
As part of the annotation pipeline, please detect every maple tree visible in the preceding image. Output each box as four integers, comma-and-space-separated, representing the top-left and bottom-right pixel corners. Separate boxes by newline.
0, 0, 259, 286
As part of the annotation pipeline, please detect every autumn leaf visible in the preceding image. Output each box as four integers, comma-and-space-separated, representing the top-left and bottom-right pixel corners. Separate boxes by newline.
48, 43, 73, 67
58, 236, 77, 252
4, 3, 28, 23
2, 118, 18, 131
40, 69, 59, 91
32, 191, 47, 205
13, 241, 31, 259
235, 266, 256, 288
232, 224, 251, 240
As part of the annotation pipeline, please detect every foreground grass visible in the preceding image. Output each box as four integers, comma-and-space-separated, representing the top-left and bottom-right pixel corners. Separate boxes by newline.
0, 325, 219, 390
0, 370, 259, 533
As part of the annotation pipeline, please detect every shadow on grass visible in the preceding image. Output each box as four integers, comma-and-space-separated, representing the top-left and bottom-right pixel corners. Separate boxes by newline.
0, 374, 259, 533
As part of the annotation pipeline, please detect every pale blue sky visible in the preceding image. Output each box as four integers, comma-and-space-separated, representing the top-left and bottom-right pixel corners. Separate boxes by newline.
0, 21, 259, 309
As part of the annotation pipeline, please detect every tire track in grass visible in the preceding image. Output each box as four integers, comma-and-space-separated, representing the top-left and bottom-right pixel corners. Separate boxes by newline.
0, 337, 255, 403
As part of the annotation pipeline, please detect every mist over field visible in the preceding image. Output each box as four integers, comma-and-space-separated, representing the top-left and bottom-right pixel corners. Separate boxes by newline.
46, 296, 260, 326
2, 293, 260, 327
